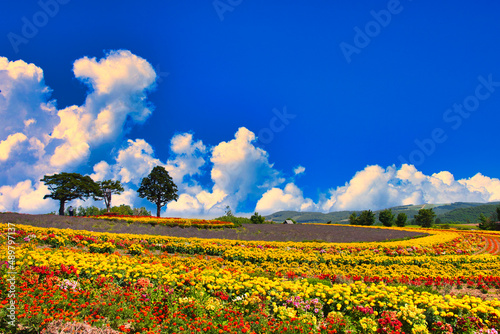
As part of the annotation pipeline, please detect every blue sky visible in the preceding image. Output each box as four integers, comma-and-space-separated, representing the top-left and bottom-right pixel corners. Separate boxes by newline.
1, 0, 499, 217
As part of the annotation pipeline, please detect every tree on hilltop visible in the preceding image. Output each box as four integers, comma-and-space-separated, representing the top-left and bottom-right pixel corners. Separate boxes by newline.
137, 166, 178, 217
41, 172, 101, 216
97, 180, 124, 212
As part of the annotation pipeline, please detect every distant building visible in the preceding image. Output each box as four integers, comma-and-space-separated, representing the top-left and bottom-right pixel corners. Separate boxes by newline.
284, 219, 294, 224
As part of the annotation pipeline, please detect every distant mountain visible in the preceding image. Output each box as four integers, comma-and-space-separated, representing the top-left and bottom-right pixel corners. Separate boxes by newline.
437, 203, 500, 223
265, 202, 500, 224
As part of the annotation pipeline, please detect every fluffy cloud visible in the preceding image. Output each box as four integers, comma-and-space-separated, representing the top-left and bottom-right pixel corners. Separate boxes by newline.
50, 50, 157, 167
322, 164, 498, 211
0, 133, 27, 161
260, 164, 500, 214
2, 54, 499, 217
114, 139, 165, 184
166, 189, 228, 218
166, 133, 206, 186
459, 173, 500, 202
0, 180, 55, 213
88, 133, 207, 212
211, 127, 283, 203
0, 57, 56, 184
0, 51, 157, 213
256, 183, 315, 215
73, 50, 156, 97
166, 127, 285, 217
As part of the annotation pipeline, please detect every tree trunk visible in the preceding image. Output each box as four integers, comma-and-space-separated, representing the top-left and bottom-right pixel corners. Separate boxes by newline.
105, 193, 111, 212
59, 200, 65, 216
156, 204, 161, 218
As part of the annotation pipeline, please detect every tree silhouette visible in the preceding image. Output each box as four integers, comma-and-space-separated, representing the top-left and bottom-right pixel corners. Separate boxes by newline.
41, 172, 101, 215
137, 166, 178, 217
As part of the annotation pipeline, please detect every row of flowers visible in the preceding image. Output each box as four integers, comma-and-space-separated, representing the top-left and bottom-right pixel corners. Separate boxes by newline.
87, 215, 235, 228
2, 250, 500, 333
1, 223, 486, 257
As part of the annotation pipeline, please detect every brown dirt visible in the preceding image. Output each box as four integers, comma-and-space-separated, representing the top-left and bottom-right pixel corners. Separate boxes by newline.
0, 212, 429, 243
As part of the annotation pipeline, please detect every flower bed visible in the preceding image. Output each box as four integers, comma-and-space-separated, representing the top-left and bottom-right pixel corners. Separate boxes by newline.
0, 223, 499, 333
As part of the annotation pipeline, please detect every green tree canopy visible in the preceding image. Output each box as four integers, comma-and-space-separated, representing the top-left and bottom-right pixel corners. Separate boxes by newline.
349, 212, 358, 225
224, 205, 234, 217
414, 208, 436, 228
137, 166, 179, 217
349, 210, 375, 226
478, 212, 499, 230
358, 210, 375, 226
395, 212, 407, 227
97, 180, 124, 212
250, 212, 265, 224
41, 172, 101, 215
378, 209, 395, 227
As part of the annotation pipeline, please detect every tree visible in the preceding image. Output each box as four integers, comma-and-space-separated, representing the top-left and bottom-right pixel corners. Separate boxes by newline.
497, 205, 500, 221
358, 210, 376, 226
395, 212, 407, 227
224, 205, 234, 217
133, 207, 152, 216
41, 172, 101, 216
97, 180, 124, 212
378, 209, 395, 227
110, 204, 134, 216
137, 166, 179, 217
349, 212, 358, 225
478, 213, 498, 230
77, 205, 103, 216
414, 208, 436, 228
250, 212, 265, 224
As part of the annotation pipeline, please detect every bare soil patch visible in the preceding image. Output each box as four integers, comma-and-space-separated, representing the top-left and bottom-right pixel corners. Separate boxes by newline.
0, 213, 428, 243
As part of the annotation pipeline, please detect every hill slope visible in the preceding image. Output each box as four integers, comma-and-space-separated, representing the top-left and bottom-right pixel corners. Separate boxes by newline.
265, 202, 500, 224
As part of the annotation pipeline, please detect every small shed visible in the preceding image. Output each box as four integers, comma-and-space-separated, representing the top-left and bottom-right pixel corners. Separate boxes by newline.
284, 219, 294, 224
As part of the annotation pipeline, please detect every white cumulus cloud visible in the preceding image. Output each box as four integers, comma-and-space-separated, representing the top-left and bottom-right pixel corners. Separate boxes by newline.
256, 183, 315, 215
253, 164, 500, 215
0, 51, 157, 213
0, 133, 28, 161
293, 165, 305, 175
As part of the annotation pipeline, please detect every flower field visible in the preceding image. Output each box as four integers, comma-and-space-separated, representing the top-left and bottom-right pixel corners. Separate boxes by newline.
1, 222, 500, 333
87, 215, 235, 228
